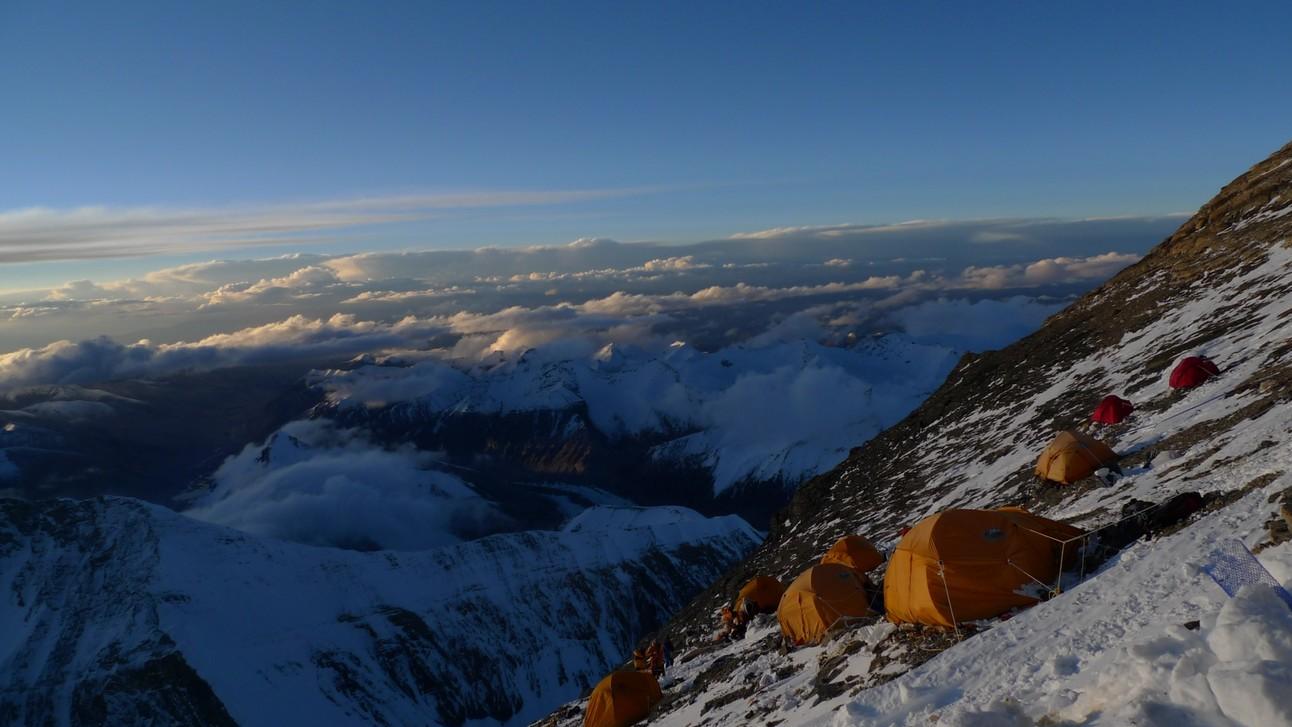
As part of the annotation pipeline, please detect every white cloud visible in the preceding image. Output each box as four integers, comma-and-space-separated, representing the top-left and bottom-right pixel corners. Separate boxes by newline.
199, 265, 343, 307
573, 276, 915, 318
0, 200, 1165, 387
341, 287, 477, 305
640, 255, 706, 271
960, 252, 1140, 289
0, 314, 446, 388
0, 248, 1145, 387
187, 420, 508, 550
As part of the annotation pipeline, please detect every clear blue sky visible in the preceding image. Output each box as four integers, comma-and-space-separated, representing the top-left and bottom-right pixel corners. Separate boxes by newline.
2, 1, 1291, 287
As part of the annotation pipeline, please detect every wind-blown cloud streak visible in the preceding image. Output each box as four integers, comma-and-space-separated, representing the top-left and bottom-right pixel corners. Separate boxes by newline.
0, 187, 649, 264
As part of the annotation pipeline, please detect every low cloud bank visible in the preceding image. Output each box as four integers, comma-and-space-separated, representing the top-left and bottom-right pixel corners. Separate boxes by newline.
961, 252, 1140, 289
0, 218, 1153, 389
0, 314, 443, 388
187, 420, 508, 550
0, 249, 1134, 389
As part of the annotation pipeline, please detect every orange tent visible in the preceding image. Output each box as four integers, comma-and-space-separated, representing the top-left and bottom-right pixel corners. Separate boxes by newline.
820, 535, 884, 574
777, 563, 874, 645
1035, 430, 1118, 484
884, 507, 1084, 628
735, 576, 785, 615
583, 670, 662, 727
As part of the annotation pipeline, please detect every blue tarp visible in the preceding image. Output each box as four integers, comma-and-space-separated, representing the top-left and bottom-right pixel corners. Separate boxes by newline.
1202, 538, 1292, 610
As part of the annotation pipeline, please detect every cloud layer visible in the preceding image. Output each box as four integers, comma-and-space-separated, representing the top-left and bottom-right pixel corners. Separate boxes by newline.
0, 217, 1169, 387
187, 419, 508, 550
0, 314, 442, 388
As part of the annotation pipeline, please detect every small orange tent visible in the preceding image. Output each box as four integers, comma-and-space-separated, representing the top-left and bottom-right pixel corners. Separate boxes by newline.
1035, 430, 1118, 484
884, 508, 1084, 628
820, 535, 884, 574
777, 563, 874, 645
735, 576, 785, 615
583, 670, 662, 727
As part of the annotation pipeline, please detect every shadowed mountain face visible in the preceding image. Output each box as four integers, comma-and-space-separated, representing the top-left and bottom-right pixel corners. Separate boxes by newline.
0, 499, 759, 726
606, 140, 1292, 724
313, 335, 965, 528
0, 364, 324, 504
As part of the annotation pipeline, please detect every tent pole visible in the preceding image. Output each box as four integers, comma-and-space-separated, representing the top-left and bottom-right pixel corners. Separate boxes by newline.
1078, 535, 1088, 584
1056, 540, 1066, 595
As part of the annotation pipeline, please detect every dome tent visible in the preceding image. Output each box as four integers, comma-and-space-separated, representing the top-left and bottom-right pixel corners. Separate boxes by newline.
1035, 429, 1118, 484
735, 576, 785, 615
883, 507, 1084, 628
1091, 395, 1134, 425
819, 534, 885, 574
1169, 356, 1220, 389
583, 670, 662, 727
777, 563, 874, 646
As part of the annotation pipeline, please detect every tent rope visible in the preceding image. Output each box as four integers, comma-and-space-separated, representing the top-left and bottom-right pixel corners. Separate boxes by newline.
937, 560, 962, 639
1014, 503, 1160, 547
1118, 389, 1229, 443
1006, 558, 1057, 598
1011, 503, 1161, 594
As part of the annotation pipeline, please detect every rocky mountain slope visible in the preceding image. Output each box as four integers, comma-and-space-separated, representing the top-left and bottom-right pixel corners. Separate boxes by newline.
539, 143, 1292, 724
0, 500, 757, 726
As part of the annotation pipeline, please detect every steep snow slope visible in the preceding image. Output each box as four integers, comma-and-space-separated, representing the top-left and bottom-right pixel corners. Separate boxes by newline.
553, 489, 1291, 726
670, 139, 1292, 627
537, 144, 1292, 725
0, 501, 758, 727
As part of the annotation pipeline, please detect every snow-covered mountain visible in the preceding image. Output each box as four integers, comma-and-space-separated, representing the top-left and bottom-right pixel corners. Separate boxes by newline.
0, 499, 757, 726
314, 335, 965, 525
0, 327, 991, 531
538, 143, 1292, 725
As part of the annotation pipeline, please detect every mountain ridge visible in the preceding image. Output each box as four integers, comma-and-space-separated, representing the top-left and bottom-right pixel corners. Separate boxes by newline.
675, 140, 1292, 623
0, 498, 757, 726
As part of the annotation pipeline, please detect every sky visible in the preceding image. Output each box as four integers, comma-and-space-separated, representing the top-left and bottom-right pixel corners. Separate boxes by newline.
2, 1, 1291, 291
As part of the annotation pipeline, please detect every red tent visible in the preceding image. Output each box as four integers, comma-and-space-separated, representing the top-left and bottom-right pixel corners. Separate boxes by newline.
1091, 395, 1134, 424
1169, 356, 1220, 389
